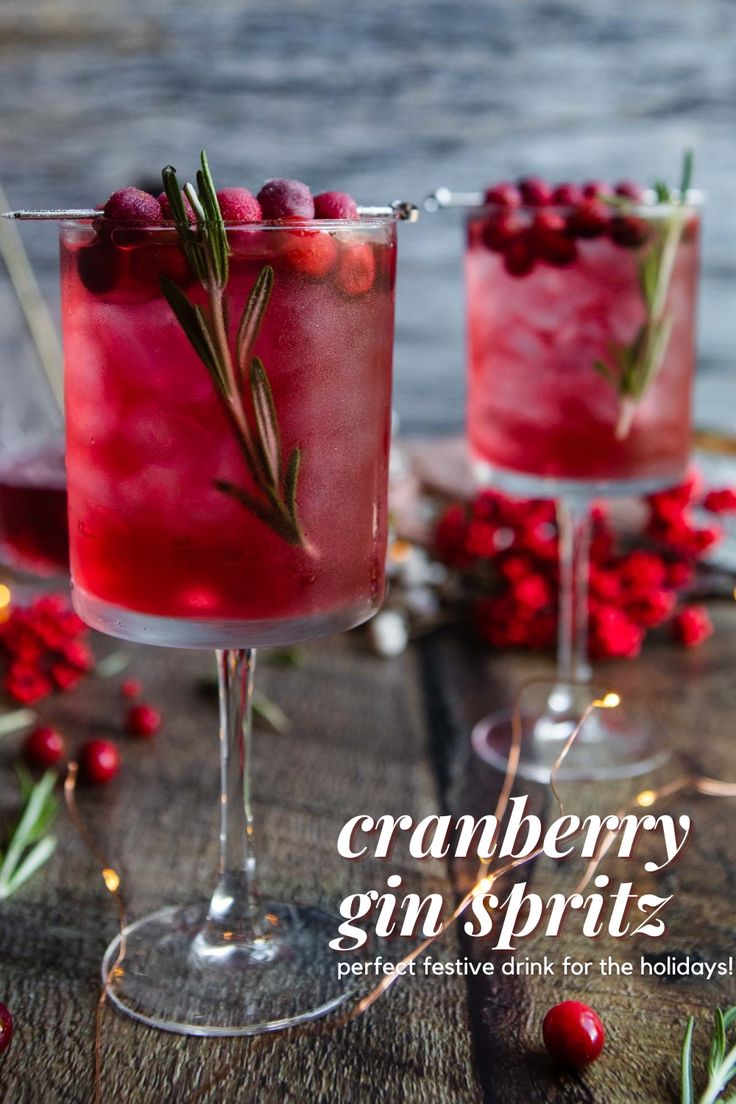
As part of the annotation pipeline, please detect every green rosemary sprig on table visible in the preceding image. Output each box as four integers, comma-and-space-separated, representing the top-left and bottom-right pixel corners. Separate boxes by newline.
0, 768, 58, 899
160, 151, 305, 547
681, 1004, 736, 1104
594, 151, 694, 440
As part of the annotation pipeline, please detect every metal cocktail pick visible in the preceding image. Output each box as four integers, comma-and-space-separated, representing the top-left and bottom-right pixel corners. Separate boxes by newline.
1, 201, 420, 221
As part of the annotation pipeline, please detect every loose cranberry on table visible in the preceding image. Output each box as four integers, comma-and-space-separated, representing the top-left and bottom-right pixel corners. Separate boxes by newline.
0, 1003, 12, 1055
542, 1000, 605, 1068
121, 678, 143, 701
257, 178, 315, 220
79, 739, 120, 785
24, 725, 64, 767
126, 704, 162, 738
313, 191, 358, 219
672, 605, 713, 648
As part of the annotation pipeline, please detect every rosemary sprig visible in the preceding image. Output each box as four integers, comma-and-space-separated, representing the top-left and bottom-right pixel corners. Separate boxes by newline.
593, 151, 694, 439
160, 151, 305, 547
681, 1005, 736, 1104
0, 768, 58, 899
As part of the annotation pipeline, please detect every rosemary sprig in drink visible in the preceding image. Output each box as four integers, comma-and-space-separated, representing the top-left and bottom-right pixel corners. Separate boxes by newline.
594, 151, 695, 440
160, 151, 305, 547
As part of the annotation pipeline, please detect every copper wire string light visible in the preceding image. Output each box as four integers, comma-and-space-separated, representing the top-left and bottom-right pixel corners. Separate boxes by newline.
62, 677, 736, 1102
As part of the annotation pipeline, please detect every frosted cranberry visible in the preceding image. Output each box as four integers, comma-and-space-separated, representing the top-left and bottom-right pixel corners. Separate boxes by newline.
127, 704, 162, 738
24, 724, 64, 767
551, 182, 583, 206
610, 215, 650, 248
338, 244, 376, 295
257, 179, 314, 220
0, 1004, 12, 1054
614, 180, 646, 202
77, 241, 121, 293
156, 190, 195, 223
103, 188, 162, 225
543, 1001, 605, 1068
216, 188, 262, 223
121, 678, 143, 700
80, 739, 120, 784
582, 180, 611, 199
484, 182, 522, 208
503, 234, 536, 277
314, 191, 358, 219
481, 212, 524, 252
566, 199, 610, 239
518, 177, 553, 206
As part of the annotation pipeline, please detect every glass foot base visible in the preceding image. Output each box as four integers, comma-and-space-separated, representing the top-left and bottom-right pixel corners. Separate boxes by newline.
102, 900, 355, 1036
471, 708, 669, 783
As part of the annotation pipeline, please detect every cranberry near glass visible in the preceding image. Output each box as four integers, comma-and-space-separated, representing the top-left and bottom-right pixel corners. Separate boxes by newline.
464, 171, 700, 781
57, 156, 401, 1035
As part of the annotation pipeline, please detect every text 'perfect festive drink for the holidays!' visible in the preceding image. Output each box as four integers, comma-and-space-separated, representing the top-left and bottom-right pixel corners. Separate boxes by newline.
61, 177, 396, 646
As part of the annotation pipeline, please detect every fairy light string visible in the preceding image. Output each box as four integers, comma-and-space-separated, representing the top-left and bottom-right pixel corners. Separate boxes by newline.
61, 677, 736, 1103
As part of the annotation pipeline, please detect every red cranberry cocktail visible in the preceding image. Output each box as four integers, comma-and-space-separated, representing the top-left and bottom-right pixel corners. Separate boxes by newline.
466, 177, 700, 495
53, 156, 409, 1036
462, 168, 701, 783
61, 187, 395, 646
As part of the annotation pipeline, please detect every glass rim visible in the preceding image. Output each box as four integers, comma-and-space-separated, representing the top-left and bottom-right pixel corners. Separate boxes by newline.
469, 188, 705, 218
58, 216, 396, 232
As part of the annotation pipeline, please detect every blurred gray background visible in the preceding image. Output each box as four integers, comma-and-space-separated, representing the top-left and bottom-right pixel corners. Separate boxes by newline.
1, 0, 735, 436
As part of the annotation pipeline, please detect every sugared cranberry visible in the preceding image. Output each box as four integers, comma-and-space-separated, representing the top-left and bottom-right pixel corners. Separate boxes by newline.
257, 179, 315, 220
484, 182, 522, 208
338, 244, 376, 295
582, 180, 611, 199
126, 704, 162, 738
0, 1004, 12, 1055
24, 724, 64, 767
503, 234, 536, 277
518, 177, 553, 206
614, 180, 646, 202
566, 198, 610, 239
79, 739, 120, 785
156, 190, 196, 223
121, 678, 143, 700
216, 188, 262, 223
103, 188, 162, 226
481, 212, 523, 253
610, 215, 650, 248
77, 241, 121, 294
542, 1001, 605, 1068
314, 191, 358, 219
551, 182, 583, 206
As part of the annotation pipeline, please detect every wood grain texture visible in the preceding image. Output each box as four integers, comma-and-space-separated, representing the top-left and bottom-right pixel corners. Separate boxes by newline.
1, 603, 735, 1103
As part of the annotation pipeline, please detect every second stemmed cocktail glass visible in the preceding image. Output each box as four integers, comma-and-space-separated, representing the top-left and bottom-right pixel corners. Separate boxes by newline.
463, 175, 701, 781
59, 159, 399, 1034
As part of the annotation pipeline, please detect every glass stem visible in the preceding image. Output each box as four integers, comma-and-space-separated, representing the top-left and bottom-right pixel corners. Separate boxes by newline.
547, 496, 592, 716
203, 648, 260, 944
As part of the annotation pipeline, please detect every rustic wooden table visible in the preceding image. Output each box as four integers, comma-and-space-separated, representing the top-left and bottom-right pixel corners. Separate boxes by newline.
0, 605, 734, 1104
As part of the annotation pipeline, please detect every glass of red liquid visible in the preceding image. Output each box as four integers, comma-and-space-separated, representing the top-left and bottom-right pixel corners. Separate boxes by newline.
60, 202, 397, 1033
464, 181, 701, 781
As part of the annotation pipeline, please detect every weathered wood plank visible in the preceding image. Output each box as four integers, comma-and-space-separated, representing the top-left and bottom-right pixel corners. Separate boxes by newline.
0, 636, 480, 1104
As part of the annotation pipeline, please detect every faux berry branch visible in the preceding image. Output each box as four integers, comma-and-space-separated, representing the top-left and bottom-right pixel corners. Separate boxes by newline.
160, 151, 305, 547
594, 151, 695, 439
681, 1005, 736, 1104
0, 768, 57, 900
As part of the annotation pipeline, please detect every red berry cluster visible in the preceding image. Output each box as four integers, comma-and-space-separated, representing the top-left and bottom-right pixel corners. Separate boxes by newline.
475, 177, 652, 278
0, 594, 93, 704
434, 472, 727, 658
